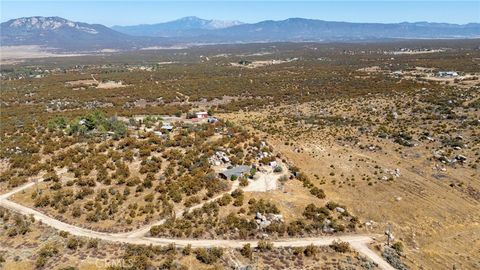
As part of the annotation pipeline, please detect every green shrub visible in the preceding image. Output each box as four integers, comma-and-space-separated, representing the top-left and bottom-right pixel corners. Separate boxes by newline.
392, 241, 404, 253
66, 237, 79, 250
304, 244, 319, 257
195, 247, 223, 264
330, 240, 350, 253
257, 240, 273, 251
182, 244, 192, 255
240, 243, 252, 259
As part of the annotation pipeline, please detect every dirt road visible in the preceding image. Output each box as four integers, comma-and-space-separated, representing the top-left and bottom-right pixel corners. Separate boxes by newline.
0, 181, 394, 270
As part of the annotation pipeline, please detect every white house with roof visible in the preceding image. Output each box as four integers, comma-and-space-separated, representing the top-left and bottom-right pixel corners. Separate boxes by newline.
437, 71, 459, 78
219, 165, 251, 179
195, 111, 209, 119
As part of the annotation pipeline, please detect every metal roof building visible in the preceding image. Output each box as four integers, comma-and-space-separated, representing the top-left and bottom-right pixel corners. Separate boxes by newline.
219, 165, 251, 179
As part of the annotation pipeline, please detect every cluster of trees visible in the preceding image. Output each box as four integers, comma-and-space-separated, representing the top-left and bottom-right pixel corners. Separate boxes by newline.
256, 240, 274, 251
150, 195, 282, 239
149, 192, 356, 240
48, 111, 127, 137
14, 118, 261, 231
115, 243, 224, 268
292, 244, 320, 257
248, 198, 280, 215
194, 247, 223, 264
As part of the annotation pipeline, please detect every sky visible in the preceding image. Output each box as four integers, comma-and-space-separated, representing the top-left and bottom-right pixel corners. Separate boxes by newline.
1, 1, 479, 26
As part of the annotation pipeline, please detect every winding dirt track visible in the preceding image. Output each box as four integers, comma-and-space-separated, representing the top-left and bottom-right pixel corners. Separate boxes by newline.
0, 181, 394, 270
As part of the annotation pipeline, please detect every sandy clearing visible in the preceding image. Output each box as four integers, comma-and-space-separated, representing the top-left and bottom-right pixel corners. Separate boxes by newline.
244, 165, 287, 192
0, 45, 84, 64
96, 81, 127, 89
244, 174, 279, 192
230, 58, 298, 68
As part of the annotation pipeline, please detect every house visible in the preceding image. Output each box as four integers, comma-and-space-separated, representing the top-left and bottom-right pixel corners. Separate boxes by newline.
219, 165, 251, 180
195, 112, 209, 119
437, 71, 458, 78
154, 131, 163, 137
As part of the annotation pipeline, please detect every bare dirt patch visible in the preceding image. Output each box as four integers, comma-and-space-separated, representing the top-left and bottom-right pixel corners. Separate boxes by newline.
66, 78, 128, 89
243, 164, 287, 192
0, 46, 83, 64
231, 58, 298, 68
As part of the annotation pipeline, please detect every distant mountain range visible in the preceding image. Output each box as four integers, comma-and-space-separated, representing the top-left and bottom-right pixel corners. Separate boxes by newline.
114, 17, 480, 42
112, 16, 244, 37
1, 16, 479, 52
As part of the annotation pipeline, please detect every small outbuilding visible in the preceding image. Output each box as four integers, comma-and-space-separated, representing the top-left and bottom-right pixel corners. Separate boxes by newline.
161, 123, 174, 131
437, 71, 458, 78
196, 112, 209, 119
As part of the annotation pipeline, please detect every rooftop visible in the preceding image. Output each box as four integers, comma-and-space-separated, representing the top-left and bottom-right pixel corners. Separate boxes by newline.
219, 165, 251, 179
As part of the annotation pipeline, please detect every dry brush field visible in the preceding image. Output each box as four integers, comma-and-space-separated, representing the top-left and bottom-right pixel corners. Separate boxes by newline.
1, 40, 479, 269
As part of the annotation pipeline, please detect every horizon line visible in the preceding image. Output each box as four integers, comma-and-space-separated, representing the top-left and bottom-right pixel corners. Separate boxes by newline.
2, 15, 479, 27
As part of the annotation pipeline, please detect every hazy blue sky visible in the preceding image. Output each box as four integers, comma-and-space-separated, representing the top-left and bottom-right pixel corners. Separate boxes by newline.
1, 1, 479, 26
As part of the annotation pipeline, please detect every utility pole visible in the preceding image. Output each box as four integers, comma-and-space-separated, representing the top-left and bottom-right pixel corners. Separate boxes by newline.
385, 224, 394, 246
34, 178, 39, 196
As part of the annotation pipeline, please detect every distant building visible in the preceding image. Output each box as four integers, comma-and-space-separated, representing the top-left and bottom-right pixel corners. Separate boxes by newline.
208, 117, 219, 123
219, 165, 251, 179
392, 70, 403, 76
437, 71, 458, 78
195, 112, 209, 119
161, 123, 173, 131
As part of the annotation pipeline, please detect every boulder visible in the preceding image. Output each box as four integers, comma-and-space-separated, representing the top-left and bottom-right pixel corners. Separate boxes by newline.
259, 220, 271, 229
267, 213, 284, 222
322, 220, 334, 233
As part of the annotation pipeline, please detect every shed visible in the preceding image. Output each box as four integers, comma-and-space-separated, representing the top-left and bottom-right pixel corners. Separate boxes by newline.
196, 112, 209, 119
437, 71, 458, 77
